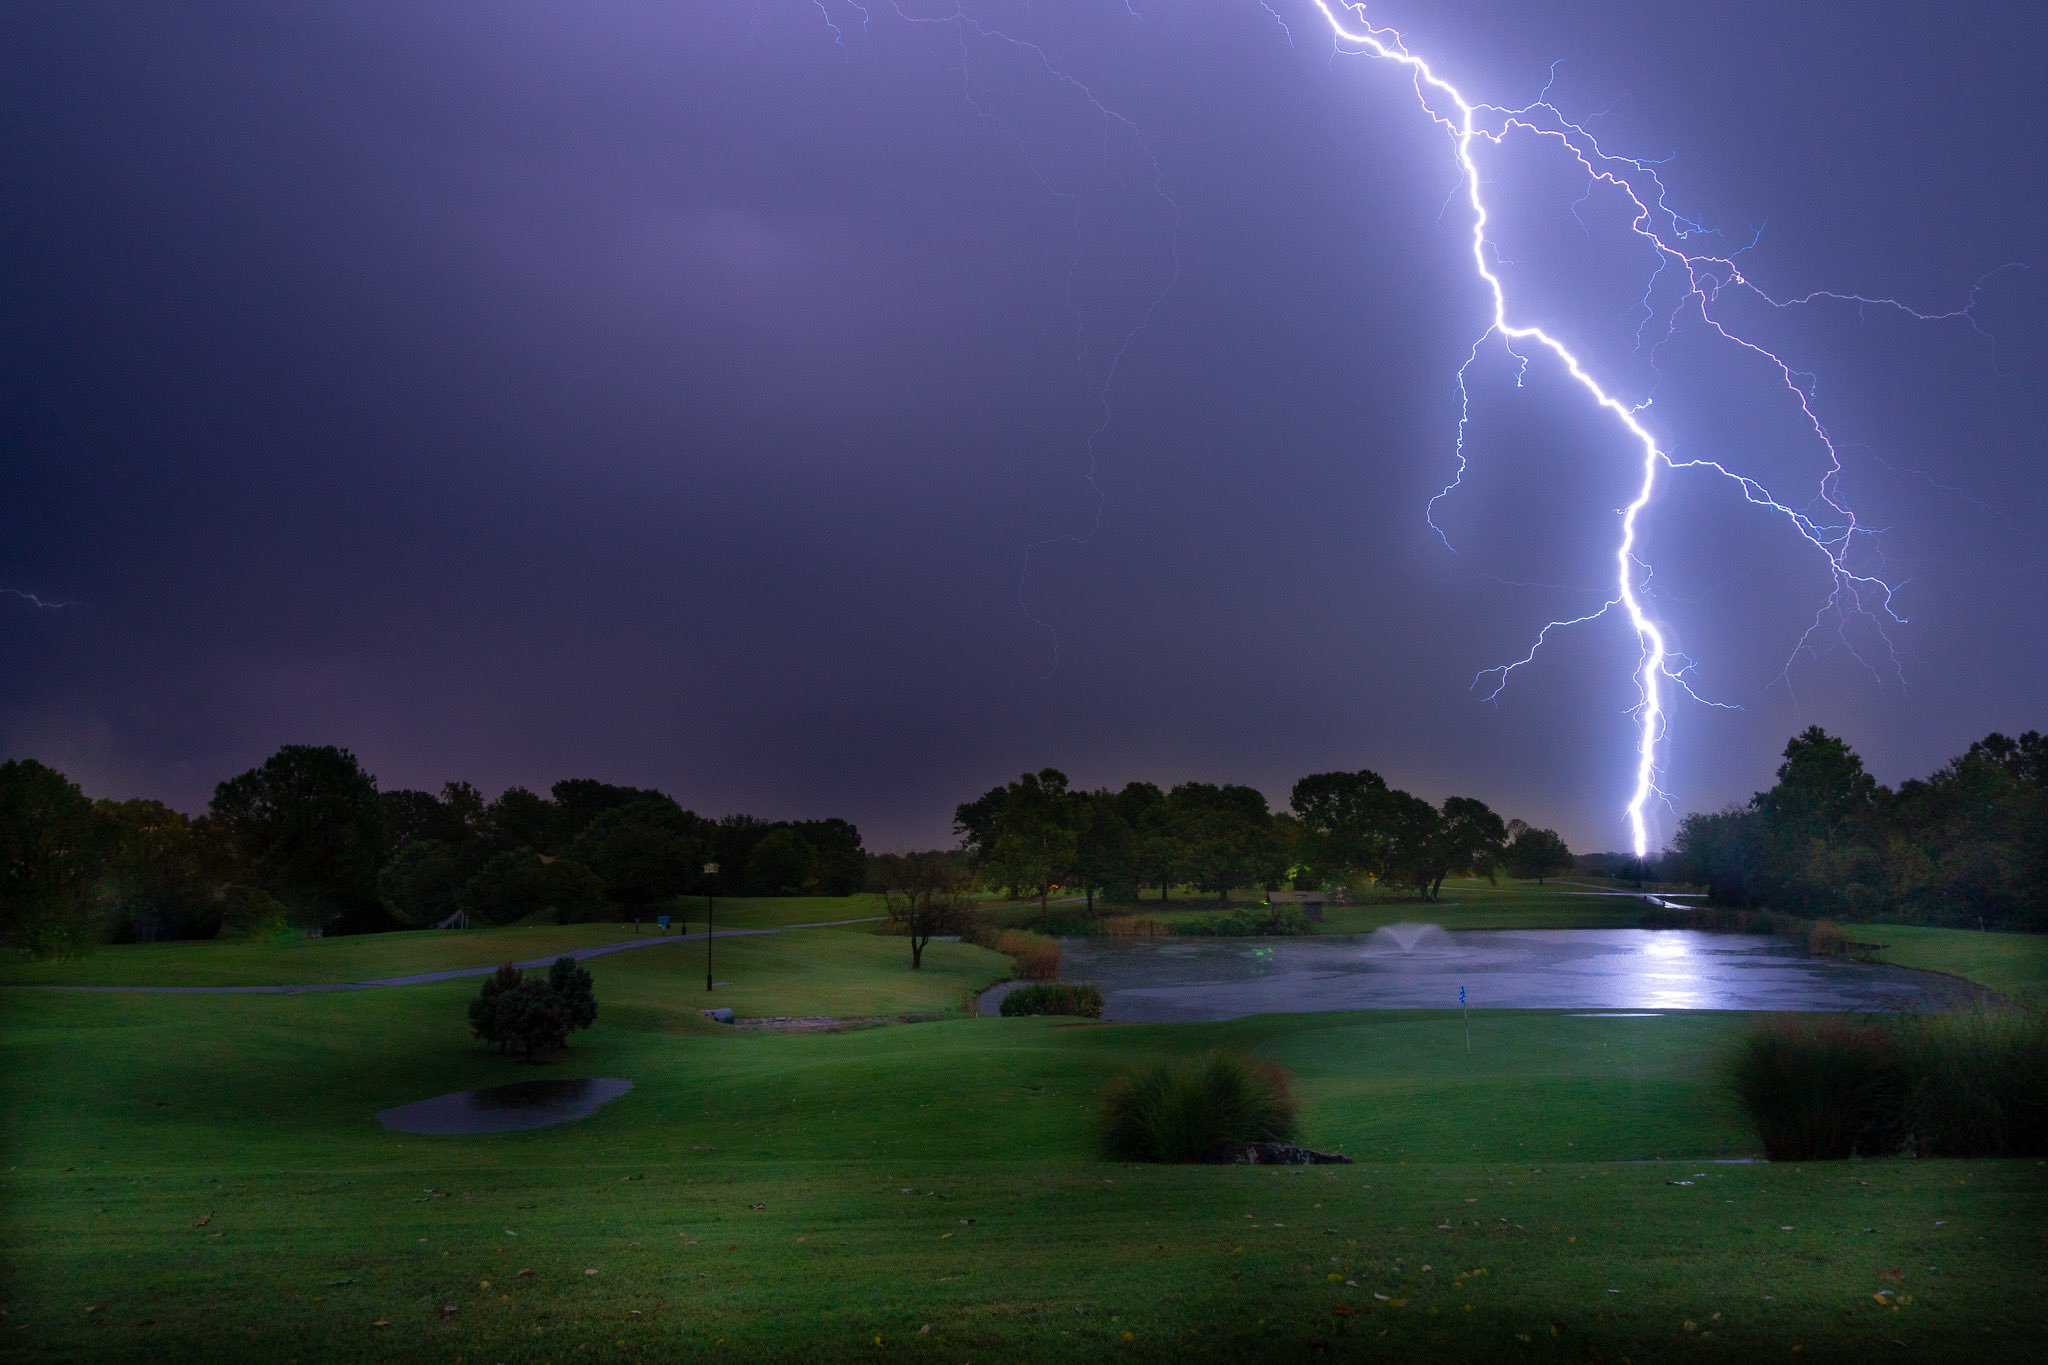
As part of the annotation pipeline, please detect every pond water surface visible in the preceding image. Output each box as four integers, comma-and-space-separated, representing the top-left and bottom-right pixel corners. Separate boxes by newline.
377, 1077, 634, 1135
1060, 929, 1979, 1022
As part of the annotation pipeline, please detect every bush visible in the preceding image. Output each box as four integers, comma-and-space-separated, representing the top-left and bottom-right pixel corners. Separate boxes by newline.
1094, 915, 1172, 938
469, 959, 598, 1060
217, 885, 291, 941
999, 982, 1104, 1017
1174, 905, 1309, 937
995, 929, 1061, 980
1728, 1016, 1905, 1160
1101, 1051, 1298, 1163
1897, 1010, 2048, 1157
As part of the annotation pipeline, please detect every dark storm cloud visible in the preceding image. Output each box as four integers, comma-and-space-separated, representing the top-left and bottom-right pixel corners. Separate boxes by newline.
4, 1, 2043, 852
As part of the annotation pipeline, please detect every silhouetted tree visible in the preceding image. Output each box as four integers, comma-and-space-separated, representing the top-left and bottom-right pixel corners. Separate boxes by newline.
209, 745, 386, 933
0, 759, 106, 958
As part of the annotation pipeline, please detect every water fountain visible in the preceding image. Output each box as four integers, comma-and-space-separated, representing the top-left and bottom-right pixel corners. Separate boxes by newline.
1362, 922, 1458, 956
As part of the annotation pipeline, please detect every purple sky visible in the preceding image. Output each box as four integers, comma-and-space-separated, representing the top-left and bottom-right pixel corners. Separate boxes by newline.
4, 2, 2043, 853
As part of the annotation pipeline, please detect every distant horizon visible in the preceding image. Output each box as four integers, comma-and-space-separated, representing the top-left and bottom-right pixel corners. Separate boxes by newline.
5, 3, 2042, 864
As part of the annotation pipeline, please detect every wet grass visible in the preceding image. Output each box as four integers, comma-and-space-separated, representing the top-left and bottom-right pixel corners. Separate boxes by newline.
2, 887, 2043, 1360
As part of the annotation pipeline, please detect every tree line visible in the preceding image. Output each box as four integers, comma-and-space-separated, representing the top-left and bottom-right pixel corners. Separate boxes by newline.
0, 745, 866, 956
953, 768, 1572, 908
1667, 727, 2047, 929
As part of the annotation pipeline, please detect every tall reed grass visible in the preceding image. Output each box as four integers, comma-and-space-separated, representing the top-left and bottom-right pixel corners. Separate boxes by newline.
1729, 1009, 2048, 1159
993, 930, 1061, 981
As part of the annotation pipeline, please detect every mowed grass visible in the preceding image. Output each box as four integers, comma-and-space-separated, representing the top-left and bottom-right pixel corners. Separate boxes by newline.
1844, 924, 2048, 1006
3, 890, 2045, 1360
0, 897, 889, 988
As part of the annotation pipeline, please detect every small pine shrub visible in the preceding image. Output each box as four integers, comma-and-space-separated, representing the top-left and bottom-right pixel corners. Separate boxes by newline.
1101, 1051, 1298, 1163
998, 982, 1105, 1017
1728, 1015, 1905, 1160
470, 960, 598, 1060
995, 930, 1062, 980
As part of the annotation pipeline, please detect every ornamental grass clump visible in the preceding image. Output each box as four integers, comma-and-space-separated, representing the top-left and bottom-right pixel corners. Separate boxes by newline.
995, 930, 1062, 981
998, 982, 1104, 1018
1896, 1009, 2048, 1157
1101, 1051, 1298, 1163
1727, 1015, 1905, 1160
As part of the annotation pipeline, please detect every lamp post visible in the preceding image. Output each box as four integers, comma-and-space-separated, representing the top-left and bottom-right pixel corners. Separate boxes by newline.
703, 862, 720, 992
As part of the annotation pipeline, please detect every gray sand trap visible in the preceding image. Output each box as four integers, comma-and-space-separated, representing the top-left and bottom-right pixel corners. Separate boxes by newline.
1059, 928, 1982, 1022
377, 1077, 633, 1134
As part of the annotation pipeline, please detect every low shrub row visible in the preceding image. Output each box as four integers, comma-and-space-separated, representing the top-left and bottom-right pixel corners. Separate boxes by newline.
1729, 1010, 2048, 1159
1173, 905, 1310, 938
1093, 914, 1173, 938
998, 982, 1104, 1017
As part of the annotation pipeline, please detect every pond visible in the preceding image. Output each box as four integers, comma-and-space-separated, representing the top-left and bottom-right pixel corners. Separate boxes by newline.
1058, 927, 1980, 1022
376, 1077, 634, 1135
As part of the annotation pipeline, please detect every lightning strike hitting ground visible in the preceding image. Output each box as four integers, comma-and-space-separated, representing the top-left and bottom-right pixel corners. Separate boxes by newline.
1303, 1, 2010, 855
798, 2, 2012, 855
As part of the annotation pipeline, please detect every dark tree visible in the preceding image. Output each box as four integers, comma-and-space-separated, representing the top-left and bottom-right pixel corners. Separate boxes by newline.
1289, 769, 1398, 889
97, 798, 224, 941
209, 745, 387, 933
1109, 782, 1177, 902
466, 849, 604, 925
484, 786, 557, 856
1166, 783, 1283, 905
546, 956, 598, 1038
378, 838, 467, 928
550, 779, 672, 845
0, 759, 106, 958
380, 789, 454, 852
571, 798, 706, 914
1504, 825, 1573, 884
470, 960, 596, 1057
468, 963, 523, 1052
1434, 797, 1509, 896
788, 818, 866, 896
875, 853, 972, 968
1070, 790, 1138, 910
744, 827, 816, 896
955, 770, 1077, 908
1381, 791, 1445, 900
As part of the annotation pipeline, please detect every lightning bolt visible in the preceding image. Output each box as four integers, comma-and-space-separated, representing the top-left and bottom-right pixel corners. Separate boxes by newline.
1303, 1, 2011, 855
791, 3, 2012, 856
1, 588, 81, 610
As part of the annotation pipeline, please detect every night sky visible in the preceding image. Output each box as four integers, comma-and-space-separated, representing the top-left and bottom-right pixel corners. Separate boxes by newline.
4, 2, 2043, 854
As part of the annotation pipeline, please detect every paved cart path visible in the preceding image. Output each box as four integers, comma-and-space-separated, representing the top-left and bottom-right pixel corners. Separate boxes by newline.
19, 918, 885, 994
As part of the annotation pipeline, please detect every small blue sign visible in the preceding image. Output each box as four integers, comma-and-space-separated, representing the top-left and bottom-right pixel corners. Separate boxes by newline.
1458, 986, 1466, 1006
657, 915, 671, 931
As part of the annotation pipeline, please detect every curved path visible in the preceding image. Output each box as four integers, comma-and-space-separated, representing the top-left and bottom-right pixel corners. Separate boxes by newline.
25, 917, 884, 994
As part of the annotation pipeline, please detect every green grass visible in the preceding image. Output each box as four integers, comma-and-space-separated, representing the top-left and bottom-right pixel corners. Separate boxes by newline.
0, 897, 889, 988
1841, 924, 2048, 1006
3, 887, 2044, 1360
